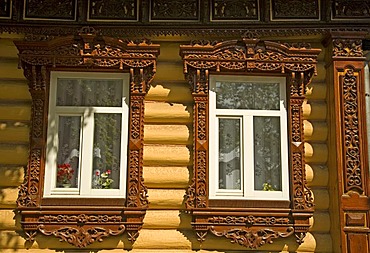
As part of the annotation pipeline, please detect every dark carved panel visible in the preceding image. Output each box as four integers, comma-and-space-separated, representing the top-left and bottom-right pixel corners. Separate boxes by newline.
0, 0, 11, 19
180, 39, 320, 248
332, 0, 370, 19
271, 0, 320, 20
15, 27, 160, 247
24, 0, 77, 20
150, 0, 199, 21
211, 0, 259, 20
88, 0, 138, 21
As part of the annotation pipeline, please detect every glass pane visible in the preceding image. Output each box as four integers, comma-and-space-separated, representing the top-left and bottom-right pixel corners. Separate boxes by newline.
254, 116, 282, 191
218, 118, 241, 190
57, 78, 123, 107
92, 114, 121, 189
215, 81, 280, 110
56, 116, 81, 188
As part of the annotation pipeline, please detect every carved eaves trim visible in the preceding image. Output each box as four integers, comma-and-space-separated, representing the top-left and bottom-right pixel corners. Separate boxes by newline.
180, 39, 321, 248
15, 27, 160, 247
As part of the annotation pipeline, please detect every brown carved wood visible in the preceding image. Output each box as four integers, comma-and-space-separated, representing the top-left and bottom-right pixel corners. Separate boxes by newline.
15, 26, 160, 247
180, 39, 321, 248
326, 32, 370, 253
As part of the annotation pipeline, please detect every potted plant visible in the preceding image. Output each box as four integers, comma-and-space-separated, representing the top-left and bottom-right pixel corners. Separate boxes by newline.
57, 163, 74, 188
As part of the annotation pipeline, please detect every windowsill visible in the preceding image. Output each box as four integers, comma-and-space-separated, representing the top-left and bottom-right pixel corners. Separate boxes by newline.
208, 199, 290, 208
41, 197, 126, 206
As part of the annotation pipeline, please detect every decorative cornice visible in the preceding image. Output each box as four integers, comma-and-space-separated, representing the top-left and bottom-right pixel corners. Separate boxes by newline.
210, 226, 295, 249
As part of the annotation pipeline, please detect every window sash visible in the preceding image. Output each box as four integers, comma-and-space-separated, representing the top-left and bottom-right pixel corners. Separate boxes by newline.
44, 72, 129, 198
209, 75, 289, 200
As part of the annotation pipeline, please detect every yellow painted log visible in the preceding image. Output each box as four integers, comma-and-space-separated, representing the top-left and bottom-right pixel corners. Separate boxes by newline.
145, 102, 192, 124
144, 124, 191, 145
312, 188, 330, 210
309, 211, 331, 233
305, 82, 327, 100
314, 62, 326, 83
0, 39, 19, 58
155, 62, 185, 81
0, 124, 29, 143
302, 100, 327, 120
147, 189, 186, 209
308, 233, 333, 253
0, 145, 28, 165
144, 145, 190, 166
132, 229, 191, 249
147, 83, 192, 103
305, 164, 329, 187
304, 142, 328, 164
0, 105, 31, 121
0, 209, 21, 230
0, 81, 30, 100
157, 42, 182, 62
0, 166, 24, 187
0, 188, 18, 208
0, 60, 24, 80
143, 166, 189, 188
303, 120, 327, 142
143, 210, 191, 229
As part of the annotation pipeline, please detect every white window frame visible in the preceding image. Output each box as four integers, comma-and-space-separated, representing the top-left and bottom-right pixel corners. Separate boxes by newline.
44, 71, 129, 198
209, 75, 289, 201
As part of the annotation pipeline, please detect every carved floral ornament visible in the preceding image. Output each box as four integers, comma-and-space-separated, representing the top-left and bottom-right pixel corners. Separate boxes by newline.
15, 27, 160, 247
180, 38, 321, 248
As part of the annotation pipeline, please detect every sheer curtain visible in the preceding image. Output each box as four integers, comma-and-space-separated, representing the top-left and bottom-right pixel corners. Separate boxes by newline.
55, 78, 123, 189
216, 81, 282, 191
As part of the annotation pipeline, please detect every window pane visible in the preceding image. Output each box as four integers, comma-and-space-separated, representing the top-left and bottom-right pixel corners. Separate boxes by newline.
254, 116, 282, 191
57, 78, 123, 107
218, 118, 241, 190
56, 116, 81, 188
215, 81, 280, 110
92, 114, 121, 189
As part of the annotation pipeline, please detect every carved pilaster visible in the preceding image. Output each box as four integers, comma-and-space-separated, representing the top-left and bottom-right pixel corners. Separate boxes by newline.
326, 32, 369, 253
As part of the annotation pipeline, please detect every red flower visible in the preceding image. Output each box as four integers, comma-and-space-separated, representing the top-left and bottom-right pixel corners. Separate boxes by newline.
106, 169, 111, 175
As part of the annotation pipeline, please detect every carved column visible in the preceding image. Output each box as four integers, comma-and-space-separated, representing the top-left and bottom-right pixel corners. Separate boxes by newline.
325, 32, 370, 253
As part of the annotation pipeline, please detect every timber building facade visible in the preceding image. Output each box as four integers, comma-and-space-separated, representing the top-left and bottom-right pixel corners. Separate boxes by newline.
0, 1, 369, 252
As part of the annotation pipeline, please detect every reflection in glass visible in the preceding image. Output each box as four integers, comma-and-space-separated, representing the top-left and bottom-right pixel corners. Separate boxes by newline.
254, 116, 282, 191
218, 118, 241, 190
56, 116, 81, 188
57, 78, 123, 107
215, 81, 280, 110
92, 114, 121, 189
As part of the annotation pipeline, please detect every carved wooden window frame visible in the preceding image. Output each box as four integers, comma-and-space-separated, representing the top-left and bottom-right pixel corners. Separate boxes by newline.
180, 39, 321, 249
15, 27, 160, 248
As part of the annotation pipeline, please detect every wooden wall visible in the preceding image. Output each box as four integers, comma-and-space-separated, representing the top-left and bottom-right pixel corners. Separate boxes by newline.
0, 35, 334, 252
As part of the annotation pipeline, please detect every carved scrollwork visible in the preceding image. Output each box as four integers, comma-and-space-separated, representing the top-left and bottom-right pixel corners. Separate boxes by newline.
342, 68, 364, 193
333, 39, 363, 58
38, 224, 125, 248
210, 226, 295, 249
208, 216, 290, 225
181, 38, 320, 248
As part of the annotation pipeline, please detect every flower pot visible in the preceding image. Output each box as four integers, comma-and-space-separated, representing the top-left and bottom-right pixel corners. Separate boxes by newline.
62, 183, 71, 188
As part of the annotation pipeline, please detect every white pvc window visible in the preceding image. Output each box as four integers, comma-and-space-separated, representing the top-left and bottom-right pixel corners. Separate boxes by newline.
44, 72, 129, 198
209, 75, 289, 200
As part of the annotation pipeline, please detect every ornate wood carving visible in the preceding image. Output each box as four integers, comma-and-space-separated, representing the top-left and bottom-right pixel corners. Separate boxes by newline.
332, 0, 370, 19
271, 0, 320, 20
150, 0, 199, 21
24, 0, 77, 20
210, 226, 294, 249
327, 32, 369, 253
0, 0, 11, 19
180, 39, 320, 248
15, 26, 159, 248
333, 38, 363, 58
88, 0, 138, 21
211, 0, 258, 20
